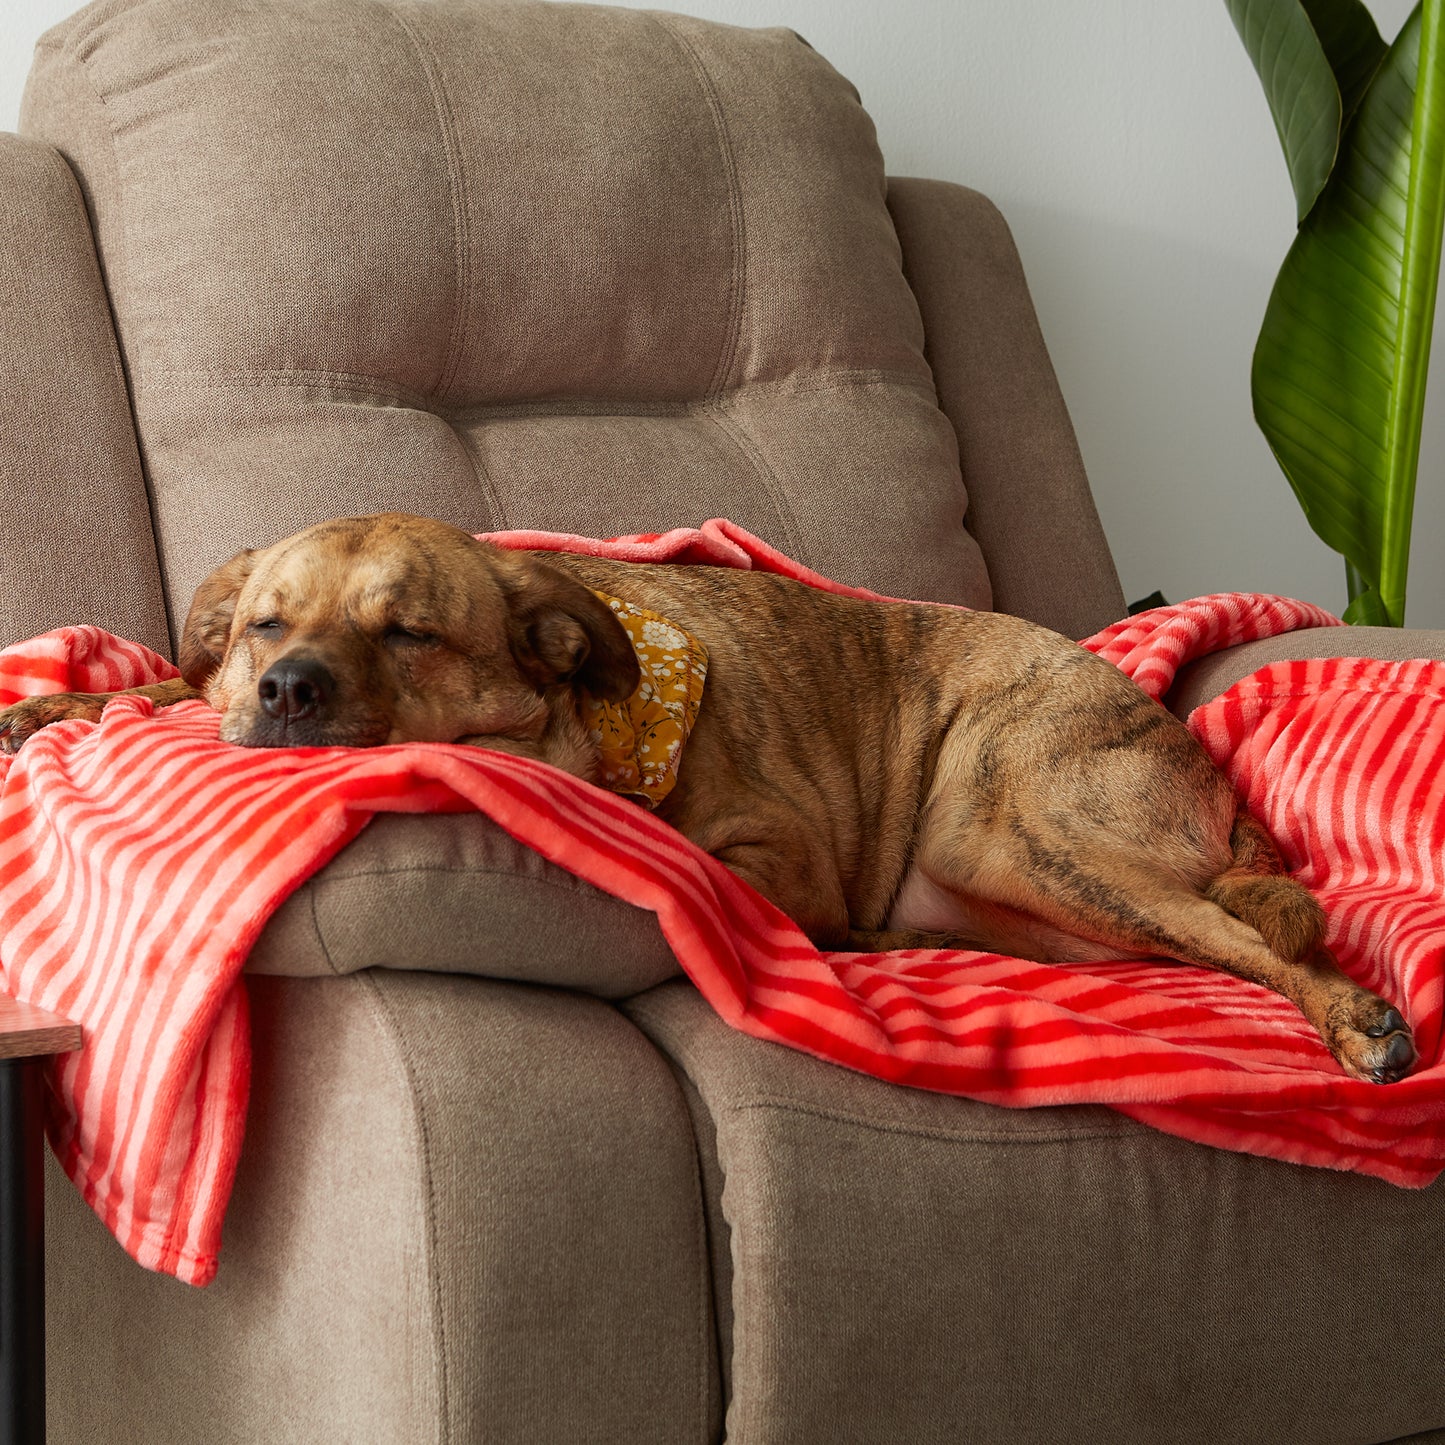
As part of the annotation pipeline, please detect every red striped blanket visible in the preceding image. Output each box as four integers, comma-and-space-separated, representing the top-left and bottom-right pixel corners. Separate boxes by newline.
0, 519, 1441, 1288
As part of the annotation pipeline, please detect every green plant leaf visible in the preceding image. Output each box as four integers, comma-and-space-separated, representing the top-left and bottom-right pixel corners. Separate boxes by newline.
1225, 0, 1344, 219
1251, 1, 1445, 626
1343, 577, 1392, 623
1300, 0, 1387, 127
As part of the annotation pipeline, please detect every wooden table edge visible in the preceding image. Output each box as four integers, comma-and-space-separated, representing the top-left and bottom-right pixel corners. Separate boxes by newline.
0, 998, 81, 1060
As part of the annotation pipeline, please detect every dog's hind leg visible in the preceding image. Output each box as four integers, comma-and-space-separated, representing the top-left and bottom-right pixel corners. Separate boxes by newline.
899, 821, 1416, 1083
1198, 810, 1415, 1081
1170, 865, 1415, 1085
705, 822, 853, 949
1204, 811, 1325, 963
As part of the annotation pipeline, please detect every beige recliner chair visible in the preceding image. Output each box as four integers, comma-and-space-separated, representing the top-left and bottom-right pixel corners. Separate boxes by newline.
5, 1, 1445, 1440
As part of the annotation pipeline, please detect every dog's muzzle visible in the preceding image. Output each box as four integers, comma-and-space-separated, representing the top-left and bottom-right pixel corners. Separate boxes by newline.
257, 656, 335, 727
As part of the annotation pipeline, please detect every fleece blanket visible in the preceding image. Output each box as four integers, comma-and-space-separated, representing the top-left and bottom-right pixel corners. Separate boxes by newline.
0, 519, 1441, 1288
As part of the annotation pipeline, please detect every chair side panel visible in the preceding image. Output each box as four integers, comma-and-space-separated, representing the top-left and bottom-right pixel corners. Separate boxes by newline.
0, 133, 168, 655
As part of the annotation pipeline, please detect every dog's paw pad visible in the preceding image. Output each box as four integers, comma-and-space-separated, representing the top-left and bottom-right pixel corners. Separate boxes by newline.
1331, 995, 1416, 1084
0, 710, 40, 755
1367, 1030, 1417, 1085
1365, 1007, 1408, 1039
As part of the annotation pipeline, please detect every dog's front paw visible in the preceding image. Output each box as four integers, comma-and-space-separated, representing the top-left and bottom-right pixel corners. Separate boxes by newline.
0, 693, 107, 755
1326, 990, 1416, 1084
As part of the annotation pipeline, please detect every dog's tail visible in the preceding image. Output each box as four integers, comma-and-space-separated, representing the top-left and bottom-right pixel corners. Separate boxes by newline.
1204, 811, 1326, 963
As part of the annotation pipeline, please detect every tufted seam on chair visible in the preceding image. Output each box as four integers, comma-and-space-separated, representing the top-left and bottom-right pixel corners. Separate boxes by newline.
355, 971, 454, 1441
449, 368, 939, 416
308, 885, 343, 977
730, 1096, 1139, 1146
649, 14, 746, 402
703, 402, 808, 565
451, 419, 511, 529
379, 0, 472, 406
310, 897, 450, 1432
146, 367, 444, 408
144, 364, 936, 409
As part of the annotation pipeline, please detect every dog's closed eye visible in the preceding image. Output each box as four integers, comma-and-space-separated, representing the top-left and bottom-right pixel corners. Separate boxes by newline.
383, 626, 440, 649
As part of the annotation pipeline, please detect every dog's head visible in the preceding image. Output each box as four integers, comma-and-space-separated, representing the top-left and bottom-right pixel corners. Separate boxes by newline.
180, 513, 640, 750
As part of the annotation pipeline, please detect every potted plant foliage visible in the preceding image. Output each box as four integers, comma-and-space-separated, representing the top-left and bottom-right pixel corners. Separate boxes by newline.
1225, 0, 1445, 623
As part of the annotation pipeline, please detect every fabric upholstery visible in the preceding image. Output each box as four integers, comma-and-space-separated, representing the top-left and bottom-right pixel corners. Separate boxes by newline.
0, 133, 168, 655
627, 978, 1445, 1445
1168, 624, 1445, 717
21, 0, 991, 641
888, 177, 1126, 639
48, 971, 719, 1443
247, 812, 680, 997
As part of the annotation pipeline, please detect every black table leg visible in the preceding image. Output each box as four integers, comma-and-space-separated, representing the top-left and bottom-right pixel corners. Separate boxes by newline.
0, 1059, 44, 1445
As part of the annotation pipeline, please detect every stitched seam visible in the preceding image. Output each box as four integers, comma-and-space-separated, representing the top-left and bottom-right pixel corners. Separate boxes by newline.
450, 420, 511, 530
651, 15, 746, 400
307, 883, 343, 978
380, 1, 471, 404
313, 920, 448, 1428
144, 366, 437, 407
51, 122, 174, 658
702, 403, 809, 563
142, 364, 934, 409
730, 1096, 1136, 1147
451, 369, 935, 416
443, 368, 935, 416
310, 862, 636, 894
649, 1057, 721, 1441
358, 972, 453, 1443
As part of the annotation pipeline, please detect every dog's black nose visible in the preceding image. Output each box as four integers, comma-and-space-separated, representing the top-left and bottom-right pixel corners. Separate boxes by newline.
257, 657, 334, 724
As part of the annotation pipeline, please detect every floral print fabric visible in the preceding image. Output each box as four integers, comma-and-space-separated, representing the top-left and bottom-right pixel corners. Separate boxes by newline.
583, 593, 709, 807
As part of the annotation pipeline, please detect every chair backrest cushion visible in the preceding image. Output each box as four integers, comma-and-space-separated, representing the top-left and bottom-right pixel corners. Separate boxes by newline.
22, 0, 993, 633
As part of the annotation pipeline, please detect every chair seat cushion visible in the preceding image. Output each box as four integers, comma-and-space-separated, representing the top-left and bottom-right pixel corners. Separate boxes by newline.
626, 977, 1445, 1445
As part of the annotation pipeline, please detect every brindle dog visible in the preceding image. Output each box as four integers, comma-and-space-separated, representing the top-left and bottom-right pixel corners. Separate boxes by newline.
0, 512, 1416, 1083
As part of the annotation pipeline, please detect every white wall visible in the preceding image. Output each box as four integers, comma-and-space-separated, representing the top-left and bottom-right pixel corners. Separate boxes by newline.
4, 0, 1440, 624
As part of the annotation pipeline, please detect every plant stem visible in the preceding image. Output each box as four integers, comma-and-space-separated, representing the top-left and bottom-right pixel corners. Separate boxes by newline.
1346, 558, 1368, 605
1381, 0, 1445, 626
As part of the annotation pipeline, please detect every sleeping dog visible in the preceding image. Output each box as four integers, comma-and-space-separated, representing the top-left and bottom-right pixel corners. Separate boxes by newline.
0, 512, 1416, 1083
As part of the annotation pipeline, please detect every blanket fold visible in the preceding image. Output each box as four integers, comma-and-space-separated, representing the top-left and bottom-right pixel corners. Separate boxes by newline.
0, 522, 1440, 1287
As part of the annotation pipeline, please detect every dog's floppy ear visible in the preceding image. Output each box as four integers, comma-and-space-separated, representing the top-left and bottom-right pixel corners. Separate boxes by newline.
505, 559, 640, 703
178, 548, 259, 687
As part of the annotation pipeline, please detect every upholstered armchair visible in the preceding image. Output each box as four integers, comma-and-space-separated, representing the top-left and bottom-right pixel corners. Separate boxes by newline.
4, 2, 1444, 1441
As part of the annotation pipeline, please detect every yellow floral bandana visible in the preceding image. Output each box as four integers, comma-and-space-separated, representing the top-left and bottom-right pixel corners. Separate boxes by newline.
583, 593, 709, 808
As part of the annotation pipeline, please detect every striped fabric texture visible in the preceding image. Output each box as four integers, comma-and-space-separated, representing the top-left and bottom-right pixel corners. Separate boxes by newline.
0, 522, 1438, 1287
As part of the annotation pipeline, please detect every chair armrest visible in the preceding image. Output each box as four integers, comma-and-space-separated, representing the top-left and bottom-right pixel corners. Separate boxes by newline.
1167, 625, 1445, 719
887, 176, 1125, 639
246, 811, 682, 999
